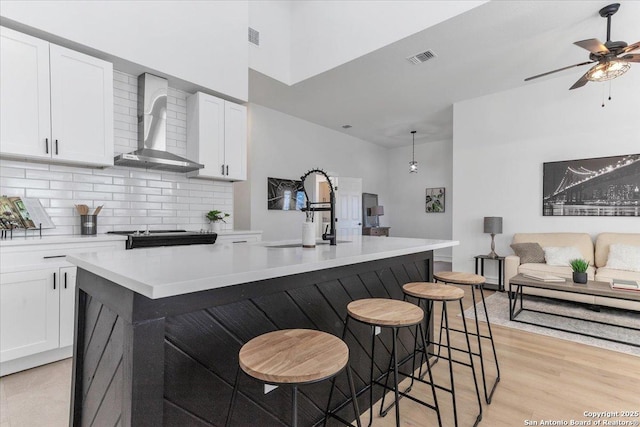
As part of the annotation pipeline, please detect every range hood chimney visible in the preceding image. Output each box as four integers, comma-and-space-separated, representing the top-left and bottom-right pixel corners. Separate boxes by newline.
114, 73, 204, 172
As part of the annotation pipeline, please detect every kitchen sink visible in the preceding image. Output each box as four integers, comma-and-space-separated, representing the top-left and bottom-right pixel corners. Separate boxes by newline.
266, 240, 351, 248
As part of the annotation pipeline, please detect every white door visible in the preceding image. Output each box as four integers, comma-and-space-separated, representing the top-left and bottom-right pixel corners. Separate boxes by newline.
0, 27, 51, 159
58, 266, 77, 348
49, 44, 113, 166
224, 101, 247, 181
335, 177, 363, 239
0, 269, 59, 362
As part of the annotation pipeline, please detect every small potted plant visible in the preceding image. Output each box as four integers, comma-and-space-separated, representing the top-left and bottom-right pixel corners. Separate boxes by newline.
569, 258, 589, 284
206, 210, 229, 232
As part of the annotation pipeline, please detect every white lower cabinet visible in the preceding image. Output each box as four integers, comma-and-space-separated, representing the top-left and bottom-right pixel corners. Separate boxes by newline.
0, 269, 59, 362
0, 237, 124, 375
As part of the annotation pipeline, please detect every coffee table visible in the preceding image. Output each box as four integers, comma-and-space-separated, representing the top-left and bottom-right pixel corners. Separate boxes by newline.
509, 274, 640, 347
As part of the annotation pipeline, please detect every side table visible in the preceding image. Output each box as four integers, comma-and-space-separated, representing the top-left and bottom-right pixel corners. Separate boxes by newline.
474, 255, 505, 292
362, 227, 390, 237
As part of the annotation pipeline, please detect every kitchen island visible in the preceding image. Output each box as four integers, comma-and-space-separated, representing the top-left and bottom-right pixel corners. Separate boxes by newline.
67, 236, 457, 427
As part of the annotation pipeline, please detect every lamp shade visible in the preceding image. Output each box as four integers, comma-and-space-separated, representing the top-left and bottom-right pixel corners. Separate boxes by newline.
483, 217, 502, 234
370, 206, 384, 216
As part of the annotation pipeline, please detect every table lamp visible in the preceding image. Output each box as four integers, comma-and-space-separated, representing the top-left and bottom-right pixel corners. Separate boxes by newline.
484, 216, 502, 259
370, 205, 384, 227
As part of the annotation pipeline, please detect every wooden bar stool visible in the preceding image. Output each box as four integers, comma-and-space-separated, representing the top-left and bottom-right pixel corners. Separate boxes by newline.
403, 282, 483, 427
332, 298, 441, 427
433, 271, 501, 404
225, 329, 362, 427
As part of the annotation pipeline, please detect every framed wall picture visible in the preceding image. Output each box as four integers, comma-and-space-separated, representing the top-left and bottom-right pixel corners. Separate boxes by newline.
267, 177, 306, 211
426, 187, 445, 213
543, 153, 640, 216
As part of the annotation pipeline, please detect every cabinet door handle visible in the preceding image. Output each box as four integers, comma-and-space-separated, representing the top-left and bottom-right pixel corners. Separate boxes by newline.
55, 139, 59, 155
45, 138, 49, 154
226, 165, 229, 175
221, 164, 225, 175
53, 272, 56, 290
64, 272, 68, 289
43, 255, 66, 259
232, 240, 247, 243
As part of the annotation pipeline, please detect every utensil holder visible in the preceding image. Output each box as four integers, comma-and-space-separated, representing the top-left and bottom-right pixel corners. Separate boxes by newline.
80, 215, 97, 235
302, 221, 316, 248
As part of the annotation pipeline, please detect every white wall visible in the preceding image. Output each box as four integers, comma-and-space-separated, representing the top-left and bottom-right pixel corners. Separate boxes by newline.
452, 71, 640, 277
289, 1, 486, 84
235, 104, 389, 241
0, 1, 249, 101
0, 71, 233, 235
248, 1, 291, 84
386, 138, 453, 261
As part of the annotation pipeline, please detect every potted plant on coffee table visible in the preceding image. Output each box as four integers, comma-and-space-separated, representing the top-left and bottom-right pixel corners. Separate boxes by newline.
569, 258, 589, 284
206, 210, 229, 232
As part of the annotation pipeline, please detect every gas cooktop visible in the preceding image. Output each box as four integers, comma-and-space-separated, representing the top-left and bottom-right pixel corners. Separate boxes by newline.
107, 229, 217, 249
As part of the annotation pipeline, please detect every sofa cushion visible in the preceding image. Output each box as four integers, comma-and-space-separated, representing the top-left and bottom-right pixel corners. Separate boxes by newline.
510, 242, 545, 263
512, 233, 594, 265
595, 233, 640, 268
604, 244, 640, 272
543, 246, 584, 267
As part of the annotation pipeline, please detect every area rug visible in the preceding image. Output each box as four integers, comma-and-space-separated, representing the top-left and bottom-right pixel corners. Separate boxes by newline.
463, 292, 640, 357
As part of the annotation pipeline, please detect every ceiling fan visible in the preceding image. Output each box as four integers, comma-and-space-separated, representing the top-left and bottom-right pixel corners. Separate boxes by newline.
525, 3, 639, 90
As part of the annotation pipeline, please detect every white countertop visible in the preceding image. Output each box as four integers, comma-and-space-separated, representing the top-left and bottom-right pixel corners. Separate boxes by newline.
67, 236, 458, 299
0, 233, 127, 247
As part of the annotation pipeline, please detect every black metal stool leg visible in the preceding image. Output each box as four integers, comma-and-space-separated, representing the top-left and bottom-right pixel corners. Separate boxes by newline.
225, 367, 242, 427
418, 322, 442, 427
346, 364, 363, 427
368, 324, 376, 427
470, 283, 490, 404
292, 385, 298, 427
442, 302, 459, 427
459, 299, 483, 427
324, 317, 351, 427
391, 327, 401, 427
479, 284, 501, 403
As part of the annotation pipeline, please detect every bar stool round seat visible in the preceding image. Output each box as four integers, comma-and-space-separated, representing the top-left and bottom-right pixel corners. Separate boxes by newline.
433, 271, 485, 285
347, 298, 423, 326
403, 282, 464, 301
239, 329, 348, 384
227, 329, 362, 427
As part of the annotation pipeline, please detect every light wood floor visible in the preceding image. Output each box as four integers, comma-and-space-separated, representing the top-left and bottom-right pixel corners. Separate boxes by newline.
1, 286, 639, 426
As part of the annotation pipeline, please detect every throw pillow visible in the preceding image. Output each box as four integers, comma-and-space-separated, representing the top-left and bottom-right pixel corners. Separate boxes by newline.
543, 246, 584, 267
510, 242, 545, 264
605, 244, 640, 272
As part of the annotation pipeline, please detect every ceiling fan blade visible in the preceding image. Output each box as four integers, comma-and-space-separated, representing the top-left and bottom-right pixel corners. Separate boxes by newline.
574, 38, 609, 55
619, 41, 640, 55
621, 53, 640, 63
524, 61, 594, 81
569, 69, 591, 90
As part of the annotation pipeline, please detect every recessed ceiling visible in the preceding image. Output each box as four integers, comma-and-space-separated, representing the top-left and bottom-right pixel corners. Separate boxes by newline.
249, 1, 640, 148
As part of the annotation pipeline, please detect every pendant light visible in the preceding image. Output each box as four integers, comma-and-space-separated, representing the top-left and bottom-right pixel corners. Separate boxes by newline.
409, 131, 418, 173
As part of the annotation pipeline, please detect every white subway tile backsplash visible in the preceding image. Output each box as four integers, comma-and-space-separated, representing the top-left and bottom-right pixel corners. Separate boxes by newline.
1, 69, 233, 236
1, 177, 49, 189
1, 167, 26, 178
50, 181, 93, 191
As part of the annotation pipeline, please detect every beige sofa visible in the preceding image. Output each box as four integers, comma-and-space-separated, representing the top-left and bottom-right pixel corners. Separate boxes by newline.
505, 232, 640, 311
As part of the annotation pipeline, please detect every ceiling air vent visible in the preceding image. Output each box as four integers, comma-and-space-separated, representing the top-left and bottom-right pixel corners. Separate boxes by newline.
406, 49, 436, 65
248, 27, 260, 46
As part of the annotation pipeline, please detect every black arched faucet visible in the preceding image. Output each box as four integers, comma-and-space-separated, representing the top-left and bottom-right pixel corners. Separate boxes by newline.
299, 169, 336, 245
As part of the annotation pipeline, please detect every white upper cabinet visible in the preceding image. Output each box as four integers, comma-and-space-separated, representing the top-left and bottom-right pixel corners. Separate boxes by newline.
49, 44, 113, 166
0, 27, 114, 167
0, 27, 51, 159
187, 92, 247, 181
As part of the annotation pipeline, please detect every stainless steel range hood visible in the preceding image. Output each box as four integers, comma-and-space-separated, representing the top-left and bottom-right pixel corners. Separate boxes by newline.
114, 73, 204, 172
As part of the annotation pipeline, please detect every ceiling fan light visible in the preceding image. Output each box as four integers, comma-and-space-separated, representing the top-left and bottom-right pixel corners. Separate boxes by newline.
586, 60, 631, 82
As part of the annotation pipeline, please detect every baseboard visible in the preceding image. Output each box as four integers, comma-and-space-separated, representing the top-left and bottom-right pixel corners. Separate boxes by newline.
0, 346, 72, 377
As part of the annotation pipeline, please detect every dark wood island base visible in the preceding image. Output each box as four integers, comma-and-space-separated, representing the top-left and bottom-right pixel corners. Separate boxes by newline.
70, 251, 434, 427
